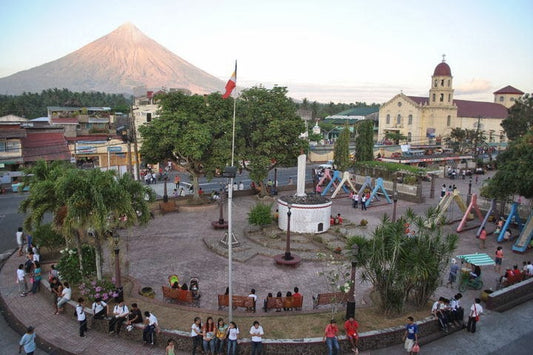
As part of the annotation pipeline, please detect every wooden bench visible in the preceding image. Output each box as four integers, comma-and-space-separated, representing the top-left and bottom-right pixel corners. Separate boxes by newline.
159, 201, 179, 215
265, 296, 303, 312
502, 273, 525, 288
312, 292, 348, 309
162, 286, 198, 307
217, 295, 255, 311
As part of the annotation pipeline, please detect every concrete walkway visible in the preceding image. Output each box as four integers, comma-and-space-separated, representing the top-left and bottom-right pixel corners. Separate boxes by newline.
1, 171, 532, 354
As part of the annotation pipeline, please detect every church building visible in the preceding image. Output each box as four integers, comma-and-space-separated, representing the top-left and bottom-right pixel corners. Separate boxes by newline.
378, 58, 524, 147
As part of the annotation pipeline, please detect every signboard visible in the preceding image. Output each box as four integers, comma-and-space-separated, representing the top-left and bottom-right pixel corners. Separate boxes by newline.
107, 146, 122, 152
76, 146, 97, 154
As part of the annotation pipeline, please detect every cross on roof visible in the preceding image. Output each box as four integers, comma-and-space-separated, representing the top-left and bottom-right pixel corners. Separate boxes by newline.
442, 54, 446, 62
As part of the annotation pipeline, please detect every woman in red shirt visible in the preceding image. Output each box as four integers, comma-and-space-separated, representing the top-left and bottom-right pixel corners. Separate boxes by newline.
323, 319, 340, 355
344, 316, 359, 353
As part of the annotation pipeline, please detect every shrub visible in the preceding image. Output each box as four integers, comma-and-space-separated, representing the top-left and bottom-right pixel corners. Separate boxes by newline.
56, 245, 96, 284
360, 219, 368, 226
79, 279, 118, 302
32, 223, 65, 251
248, 202, 273, 227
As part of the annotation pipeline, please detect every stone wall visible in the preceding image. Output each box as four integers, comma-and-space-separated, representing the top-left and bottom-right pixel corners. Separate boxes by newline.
486, 277, 533, 312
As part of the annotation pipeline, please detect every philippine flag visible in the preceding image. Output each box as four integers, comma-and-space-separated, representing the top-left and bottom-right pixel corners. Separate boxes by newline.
222, 70, 236, 99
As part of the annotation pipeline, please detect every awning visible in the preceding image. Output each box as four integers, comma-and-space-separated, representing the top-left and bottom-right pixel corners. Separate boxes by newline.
456, 253, 495, 266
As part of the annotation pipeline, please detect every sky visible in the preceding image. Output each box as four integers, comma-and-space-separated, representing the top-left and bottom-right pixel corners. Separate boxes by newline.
0, 0, 532, 103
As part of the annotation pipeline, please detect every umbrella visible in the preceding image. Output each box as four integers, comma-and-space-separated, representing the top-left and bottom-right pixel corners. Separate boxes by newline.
456, 253, 495, 266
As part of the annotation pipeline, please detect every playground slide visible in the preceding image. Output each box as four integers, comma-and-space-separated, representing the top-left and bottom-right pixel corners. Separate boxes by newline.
497, 202, 520, 242
435, 193, 454, 223
476, 199, 496, 237
512, 212, 533, 253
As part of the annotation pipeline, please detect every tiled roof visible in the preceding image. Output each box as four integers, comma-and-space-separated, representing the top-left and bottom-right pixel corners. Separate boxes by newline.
334, 107, 380, 116
493, 85, 524, 95
21, 132, 71, 162
52, 118, 78, 124
406, 96, 508, 119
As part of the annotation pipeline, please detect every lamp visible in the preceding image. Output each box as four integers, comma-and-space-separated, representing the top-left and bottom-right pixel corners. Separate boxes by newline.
284, 203, 293, 260
392, 191, 399, 222
111, 230, 122, 293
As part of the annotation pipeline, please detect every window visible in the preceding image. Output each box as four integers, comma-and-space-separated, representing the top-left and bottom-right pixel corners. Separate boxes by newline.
447, 115, 451, 126
432, 93, 436, 102
0, 140, 21, 152
440, 93, 444, 102
407, 132, 412, 142
397, 114, 401, 125
397, 102, 402, 107
510, 97, 515, 102
146, 113, 152, 122
408, 114, 413, 125
489, 130, 495, 143
441, 79, 444, 86
386, 114, 390, 124
434, 80, 438, 87
499, 96, 504, 102
448, 94, 451, 102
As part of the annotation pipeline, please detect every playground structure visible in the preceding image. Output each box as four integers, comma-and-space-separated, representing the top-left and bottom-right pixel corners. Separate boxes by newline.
476, 199, 497, 237
496, 202, 523, 242
512, 211, 533, 253
433, 190, 470, 225
317, 170, 392, 208
456, 193, 483, 232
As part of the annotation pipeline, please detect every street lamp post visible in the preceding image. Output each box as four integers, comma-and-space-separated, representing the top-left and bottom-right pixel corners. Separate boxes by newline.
284, 204, 293, 260
392, 191, 399, 222
346, 243, 359, 320
163, 175, 168, 203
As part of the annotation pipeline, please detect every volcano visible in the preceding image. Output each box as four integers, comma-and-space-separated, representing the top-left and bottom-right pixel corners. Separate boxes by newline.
0, 23, 224, 95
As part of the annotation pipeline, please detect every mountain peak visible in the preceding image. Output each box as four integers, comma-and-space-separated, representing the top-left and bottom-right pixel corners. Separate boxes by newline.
0, 23, 224, 95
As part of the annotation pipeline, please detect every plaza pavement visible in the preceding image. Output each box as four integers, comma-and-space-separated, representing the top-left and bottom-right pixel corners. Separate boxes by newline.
1, 171, 532, 354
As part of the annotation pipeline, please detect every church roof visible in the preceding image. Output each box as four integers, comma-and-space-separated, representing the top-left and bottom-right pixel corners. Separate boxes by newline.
406, 96, 508, 118
493, 85, 524, 95
433, 62, 452, 76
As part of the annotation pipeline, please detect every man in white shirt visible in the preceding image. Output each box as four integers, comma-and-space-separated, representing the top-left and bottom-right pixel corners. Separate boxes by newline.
249, 320, 264, 355
526, 261, 533, 276
16, 227, 24, 256
76, 297, 87, 337
16, 264, 27, 296
108, 301, 129, 334
142, 311, 159, 345
55, 282, 71, 314
248, 289, 257, 312
466, 298, 483, 333
92, 297, 107, 320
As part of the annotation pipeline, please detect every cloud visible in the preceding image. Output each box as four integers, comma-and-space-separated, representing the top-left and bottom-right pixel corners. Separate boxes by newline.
455, 78, 492, 95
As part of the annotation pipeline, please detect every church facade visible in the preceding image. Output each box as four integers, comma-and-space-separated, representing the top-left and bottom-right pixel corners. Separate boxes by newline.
378, 59, 523, 146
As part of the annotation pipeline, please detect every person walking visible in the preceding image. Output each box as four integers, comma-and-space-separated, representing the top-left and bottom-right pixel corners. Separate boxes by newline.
466, 298, 483, 333
494, 246, 503, 273
479, 227, 487, 249
18, 326, 36, 355
16, 263, 28, 297
446, 258, 459, 287
323, 319, 340, 355
76, 297, 88, 337
16, 227, 25, 256
403, 316, 418, 355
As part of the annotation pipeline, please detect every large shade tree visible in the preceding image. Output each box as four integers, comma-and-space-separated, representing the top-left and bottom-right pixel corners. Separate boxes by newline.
500, 94, 532, 141
139, 92, 234, 198
236, 86, 308, 190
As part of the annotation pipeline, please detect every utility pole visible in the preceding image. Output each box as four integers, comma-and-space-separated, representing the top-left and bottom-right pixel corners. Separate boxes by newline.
130, 104, 140, 181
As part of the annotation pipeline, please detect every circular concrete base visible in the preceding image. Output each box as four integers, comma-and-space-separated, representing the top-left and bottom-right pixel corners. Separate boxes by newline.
274, 254, 302, 266
211, 220, 228, 229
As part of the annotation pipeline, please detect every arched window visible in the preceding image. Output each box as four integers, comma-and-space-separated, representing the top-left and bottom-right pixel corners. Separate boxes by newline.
397, 114, 401, 125
447, 115, 451, 126
499, 96, 504, 102
432, 93, 436, 102
434, 80, 438, 87
448, 94, 451, 102
386, 114, 390, 124
441, 79, 444, 86
440, 93, 444, 102
407, 132, 412, 142
448, 79, 450, 87
408, 114, 413, 125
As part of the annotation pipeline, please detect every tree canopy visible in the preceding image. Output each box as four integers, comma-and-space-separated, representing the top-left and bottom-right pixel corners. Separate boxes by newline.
139, 92, 234, 197
333, 126, 351, 171
500, 94, 533, 141
236, 86, 308, 184
354, 119, 374, 162
444, 127, 485, 154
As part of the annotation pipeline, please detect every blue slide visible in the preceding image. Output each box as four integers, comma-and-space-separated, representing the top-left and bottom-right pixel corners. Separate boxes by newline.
497, 202, 522, 242
512, 212, 533, 253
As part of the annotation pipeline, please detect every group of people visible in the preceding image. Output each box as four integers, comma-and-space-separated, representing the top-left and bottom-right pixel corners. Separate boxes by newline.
323, 316, 360, 355
431, 294, 465, 333
15, 227, 42, 297
262, 287, 303, 312
188, 317, 262, 355
350, 191, 369, 210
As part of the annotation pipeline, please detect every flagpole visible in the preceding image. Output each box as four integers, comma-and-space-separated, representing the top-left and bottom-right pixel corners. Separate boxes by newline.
228, 60, 237, 322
